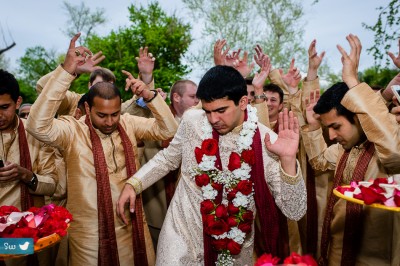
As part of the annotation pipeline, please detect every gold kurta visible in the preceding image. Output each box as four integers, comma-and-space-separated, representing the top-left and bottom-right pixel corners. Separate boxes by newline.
0, 118, 57, 209
301, 83, 400, 265
26, 65, 178, 266
128, 108, 307, 265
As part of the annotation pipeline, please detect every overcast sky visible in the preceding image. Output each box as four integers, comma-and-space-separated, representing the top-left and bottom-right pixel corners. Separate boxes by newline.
0, 0, 395, 83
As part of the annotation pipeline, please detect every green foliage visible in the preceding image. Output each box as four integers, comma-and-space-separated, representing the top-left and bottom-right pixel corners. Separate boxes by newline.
362, 0, 400, 67
17, 78, 37, 104
77, 2, 192, 100
62, 1, 106, 44
17, 46, 61, 88
360, 66, 398, 88
182, 0, 311, 73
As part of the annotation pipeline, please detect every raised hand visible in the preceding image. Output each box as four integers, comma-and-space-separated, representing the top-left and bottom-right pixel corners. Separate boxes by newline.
136, 47, 155, 84
388, 39, 400, 69
254, 44, 267, 68
264, 108, 299, 175
304, 90, 321, 131
156, 88, 167, 101
281, 58, 302, 93
122, 70, 153, 101
337, 34, 362, 88
232, 50, 254, 78
63, 33, 92, 75
252, 56, 271, 90
307, 39, 325, 80
76, 51, 106, 75
214, 39, 230, 65
224, 49, 241, 67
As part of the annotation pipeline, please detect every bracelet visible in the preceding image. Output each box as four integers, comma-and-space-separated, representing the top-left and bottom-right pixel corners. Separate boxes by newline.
144, 90, 158, 103
253, 93, 266, 100
126, 177, 143, 194
279, 160, 301, 185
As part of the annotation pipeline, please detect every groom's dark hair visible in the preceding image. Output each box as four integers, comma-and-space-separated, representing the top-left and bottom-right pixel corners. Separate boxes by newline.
196, 65, 246, 105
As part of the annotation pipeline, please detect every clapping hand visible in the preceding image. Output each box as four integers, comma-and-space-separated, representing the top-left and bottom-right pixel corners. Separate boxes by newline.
63, 33, 92, 75
281, 58, 302, 94
307, 39, 325, 81
388, 39, 400, 69
232, 50, 254, 78
304, 90, 321, 131
214, 39, 230, 66
122, 70, 153, 100
76, 51, 106, 75
136, 47, 155, 84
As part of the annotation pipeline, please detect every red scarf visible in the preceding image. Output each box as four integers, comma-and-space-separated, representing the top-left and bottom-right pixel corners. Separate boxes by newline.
319, 142, 375, 266
203, 115, 284, 265
18, 119, 34, 211
85, 116, 148, 266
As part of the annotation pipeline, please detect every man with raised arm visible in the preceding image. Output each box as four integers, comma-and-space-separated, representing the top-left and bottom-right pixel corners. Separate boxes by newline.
303, 34, 400, 265
26, 33, 178, 266
117, 64, 306, 265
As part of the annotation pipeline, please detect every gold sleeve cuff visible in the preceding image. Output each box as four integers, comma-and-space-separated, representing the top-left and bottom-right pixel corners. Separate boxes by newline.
279, 160, 301, 185
126, 177, 143, 194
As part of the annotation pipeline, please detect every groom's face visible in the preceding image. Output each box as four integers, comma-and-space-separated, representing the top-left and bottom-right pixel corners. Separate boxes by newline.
202, 96, 247, 135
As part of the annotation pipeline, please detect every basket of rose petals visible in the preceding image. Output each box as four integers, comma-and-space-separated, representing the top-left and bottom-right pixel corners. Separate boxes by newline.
333, 177, 400, 212
255, 252, 317, 266
0, 204, 72, 259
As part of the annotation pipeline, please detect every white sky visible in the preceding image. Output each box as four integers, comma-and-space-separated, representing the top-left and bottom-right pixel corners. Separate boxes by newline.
0, 0, 395, 83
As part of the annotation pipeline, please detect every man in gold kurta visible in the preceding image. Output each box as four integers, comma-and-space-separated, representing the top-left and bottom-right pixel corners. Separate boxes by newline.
302, 35, 400, 265
0, 69, 58, 266
26, 34, 178, 266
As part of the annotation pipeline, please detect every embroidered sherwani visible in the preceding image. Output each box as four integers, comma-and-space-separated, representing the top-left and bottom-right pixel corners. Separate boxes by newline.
129, 108, 307, 265
301, 82, 400, 265
26, 66, 178, 266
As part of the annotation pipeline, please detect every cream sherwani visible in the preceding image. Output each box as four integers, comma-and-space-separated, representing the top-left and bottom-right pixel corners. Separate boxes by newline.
128, 108, 307, 265
301, 83, 400, 265
26, 66, 178, 266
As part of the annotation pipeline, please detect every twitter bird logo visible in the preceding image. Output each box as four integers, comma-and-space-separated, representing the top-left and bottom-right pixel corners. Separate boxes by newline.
19, 241, 30, 251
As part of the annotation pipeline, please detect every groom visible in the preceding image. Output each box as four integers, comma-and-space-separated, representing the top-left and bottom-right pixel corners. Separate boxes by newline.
117, 65, 307, 265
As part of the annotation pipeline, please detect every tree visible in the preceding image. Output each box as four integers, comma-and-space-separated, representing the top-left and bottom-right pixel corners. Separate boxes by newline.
75, 2, 192, 100
362, 0, 400, 67
62, 1, 107, 44
17, 46, 61, 88
182, 0, 308, 72
360, 66, 398, 88
0, 54, 9, 69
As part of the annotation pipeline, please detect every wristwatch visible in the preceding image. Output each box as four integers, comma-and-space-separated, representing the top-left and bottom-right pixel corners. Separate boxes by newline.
26, 173, 38, 190
253, 93, 266, 100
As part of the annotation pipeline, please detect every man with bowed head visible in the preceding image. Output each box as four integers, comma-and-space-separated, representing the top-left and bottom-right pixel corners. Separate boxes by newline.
118, 65, 307, 265
26, 33, 178, 266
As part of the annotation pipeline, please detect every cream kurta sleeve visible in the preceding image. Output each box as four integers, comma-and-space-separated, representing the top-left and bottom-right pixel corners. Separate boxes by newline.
31, 143, 57, 196
252, 101, 270, 128
269, 69, 290, 108
341, 83, 400, 173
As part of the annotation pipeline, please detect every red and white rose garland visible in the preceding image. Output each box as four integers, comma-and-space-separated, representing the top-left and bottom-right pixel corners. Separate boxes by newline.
191, 105, 258, 266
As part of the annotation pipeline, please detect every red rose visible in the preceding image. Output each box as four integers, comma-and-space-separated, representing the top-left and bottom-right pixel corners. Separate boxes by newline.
227, 240, 241, 255
195, 174, 210, 187
228, 216, 238, 227
241, 150, 255, 165
227, 189, 238, 201
215, 205, 228, 219
360, 186, 387, 205
394, 193, 400, 207
200, 200, 215, 215
195, 147, 204, 163
9, 227, 39, 243
51, 206, 73, 222
212, 182, 223, 191
228, 152, 242, 171
228, 203, 240, 215
201, 139, 219, 156
203, 215, 215, 227
238, 221, 252, 233
27, 206, 40, 213
300, 254, 318, 266
241, 210, 253, 222
0, 206, 20, 216
237, 180, 253, 195
206, 219, 229, 236
212, 238, 228, 251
